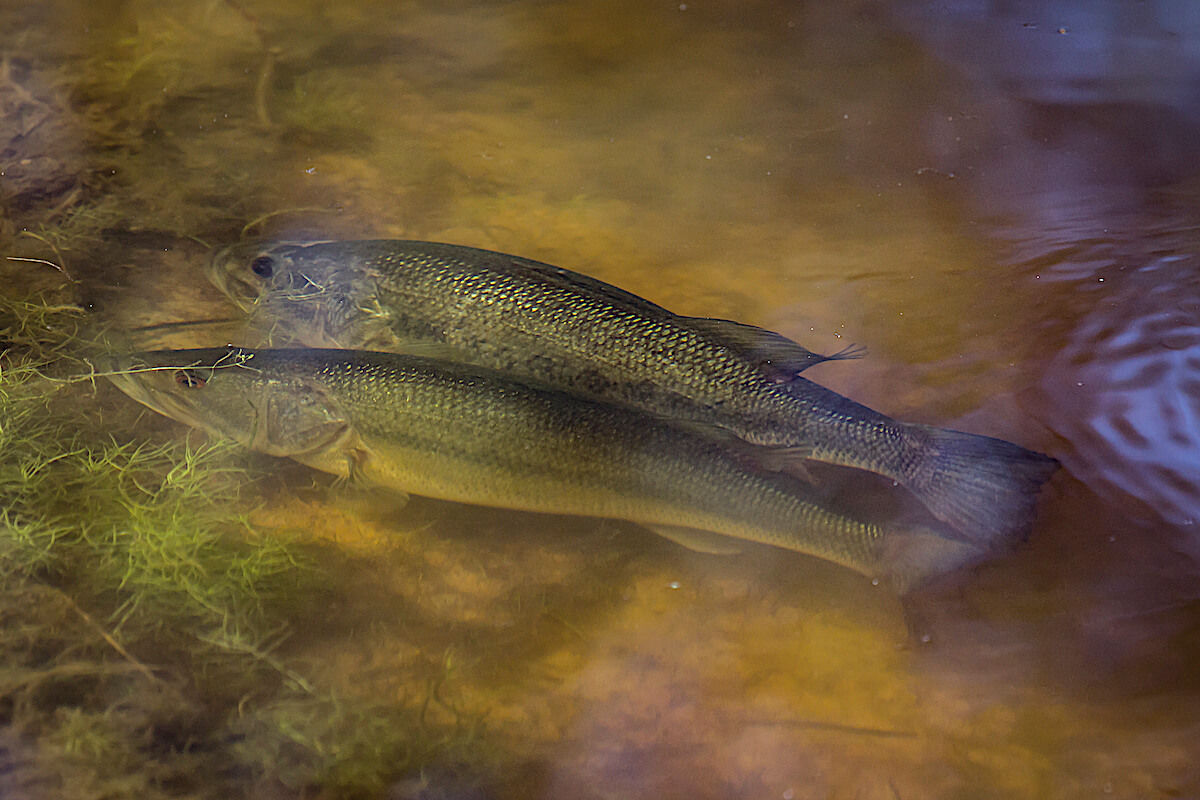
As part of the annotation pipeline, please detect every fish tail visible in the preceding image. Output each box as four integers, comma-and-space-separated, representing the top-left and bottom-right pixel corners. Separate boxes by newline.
877, 526, 989, 594
902, 425, 1059, 548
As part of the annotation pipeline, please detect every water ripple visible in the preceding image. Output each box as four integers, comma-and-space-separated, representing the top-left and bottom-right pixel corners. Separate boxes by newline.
1035, 255, 1200, 529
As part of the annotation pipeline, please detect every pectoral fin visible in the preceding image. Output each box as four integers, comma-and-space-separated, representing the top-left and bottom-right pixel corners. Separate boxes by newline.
330, 481, 411, 516
335, 444, 409, 499
647, 525, 743, 555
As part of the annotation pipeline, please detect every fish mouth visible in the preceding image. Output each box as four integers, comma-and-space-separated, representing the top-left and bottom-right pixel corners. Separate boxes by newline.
88, 352, 129, 375
99, 349, 249, 433
98, 354, 188, 422
92, 353, 153, 404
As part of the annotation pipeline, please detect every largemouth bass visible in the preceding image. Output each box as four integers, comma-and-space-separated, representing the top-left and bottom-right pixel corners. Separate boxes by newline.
208, 240, 1058, 547
103, 347, 985, 593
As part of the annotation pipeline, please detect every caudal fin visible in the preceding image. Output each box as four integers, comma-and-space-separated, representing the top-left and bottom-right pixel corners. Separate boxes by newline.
905, 425, 1059, 549
878, 526, 991, 594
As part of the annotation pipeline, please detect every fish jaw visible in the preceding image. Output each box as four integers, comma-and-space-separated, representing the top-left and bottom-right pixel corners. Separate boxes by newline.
206, 244, 269, 313
101, 348, 355, 460
100, 352, 230, 435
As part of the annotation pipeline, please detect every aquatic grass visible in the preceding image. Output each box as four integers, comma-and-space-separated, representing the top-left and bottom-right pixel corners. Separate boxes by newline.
0, 299, 309, 664
233, 695, 426, 797
18, 196, 129, 256
41, 2, 289, 244
0, 365, 297, 657
277, 70, 373, 145
0, 295, 86, 362
230, 647, 490, 800
77, 1, 265, 109
0, 295, 492, 798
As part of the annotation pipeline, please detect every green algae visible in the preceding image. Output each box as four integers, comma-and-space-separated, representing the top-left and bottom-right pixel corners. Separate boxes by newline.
0, 296, 488, 799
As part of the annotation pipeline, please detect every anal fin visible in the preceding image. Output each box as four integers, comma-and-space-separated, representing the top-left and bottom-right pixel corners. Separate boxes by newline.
668, 419, 817, 482
647, 525, 743, 555
753, 445, 817, 482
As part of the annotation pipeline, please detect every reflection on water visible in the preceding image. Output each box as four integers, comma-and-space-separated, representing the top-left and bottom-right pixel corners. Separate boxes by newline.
3, 0, 1200, 797
1037, 250, 1200, 528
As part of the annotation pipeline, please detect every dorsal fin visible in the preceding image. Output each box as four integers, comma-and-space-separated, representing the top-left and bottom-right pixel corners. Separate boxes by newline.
687, 317, 865, 381
498, 253, 675, 317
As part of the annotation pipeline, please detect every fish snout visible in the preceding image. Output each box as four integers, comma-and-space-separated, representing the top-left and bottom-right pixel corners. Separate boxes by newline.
89, 352, 146, 378
206, 245, 263, 309
97, 352, 163, 409
206, 245, 238, 294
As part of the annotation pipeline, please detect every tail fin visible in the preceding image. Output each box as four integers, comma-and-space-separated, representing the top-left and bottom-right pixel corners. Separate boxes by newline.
904, 425, 1059, 549
878, 526, 990, 594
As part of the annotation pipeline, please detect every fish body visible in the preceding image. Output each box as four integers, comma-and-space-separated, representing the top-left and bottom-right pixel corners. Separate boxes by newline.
209, 240, 1058, 546
104, 347, 984, 592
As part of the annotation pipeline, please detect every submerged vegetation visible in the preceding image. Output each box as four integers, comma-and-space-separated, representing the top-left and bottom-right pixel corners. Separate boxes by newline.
0, 294, 487, 797
0, 9, 559, 791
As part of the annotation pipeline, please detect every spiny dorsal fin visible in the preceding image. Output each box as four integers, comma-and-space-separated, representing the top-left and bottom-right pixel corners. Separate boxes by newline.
450, 244, 675, 318
687, 317, 865, 381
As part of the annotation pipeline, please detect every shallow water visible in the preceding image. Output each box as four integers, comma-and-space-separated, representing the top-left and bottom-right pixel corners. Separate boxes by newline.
3, 0, 1200, 797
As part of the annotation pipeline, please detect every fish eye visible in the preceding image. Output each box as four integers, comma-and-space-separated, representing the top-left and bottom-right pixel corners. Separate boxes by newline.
250, 255, 275, 278
175, 369, 206, 389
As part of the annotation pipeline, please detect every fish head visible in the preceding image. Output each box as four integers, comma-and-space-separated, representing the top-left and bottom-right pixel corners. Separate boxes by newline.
207, 242, 291, 312
207, 242, 376, 347
102, 348, 354, 458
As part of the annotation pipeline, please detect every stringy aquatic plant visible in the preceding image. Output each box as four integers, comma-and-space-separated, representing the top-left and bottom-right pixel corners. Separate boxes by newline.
0, 294, 483, 799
